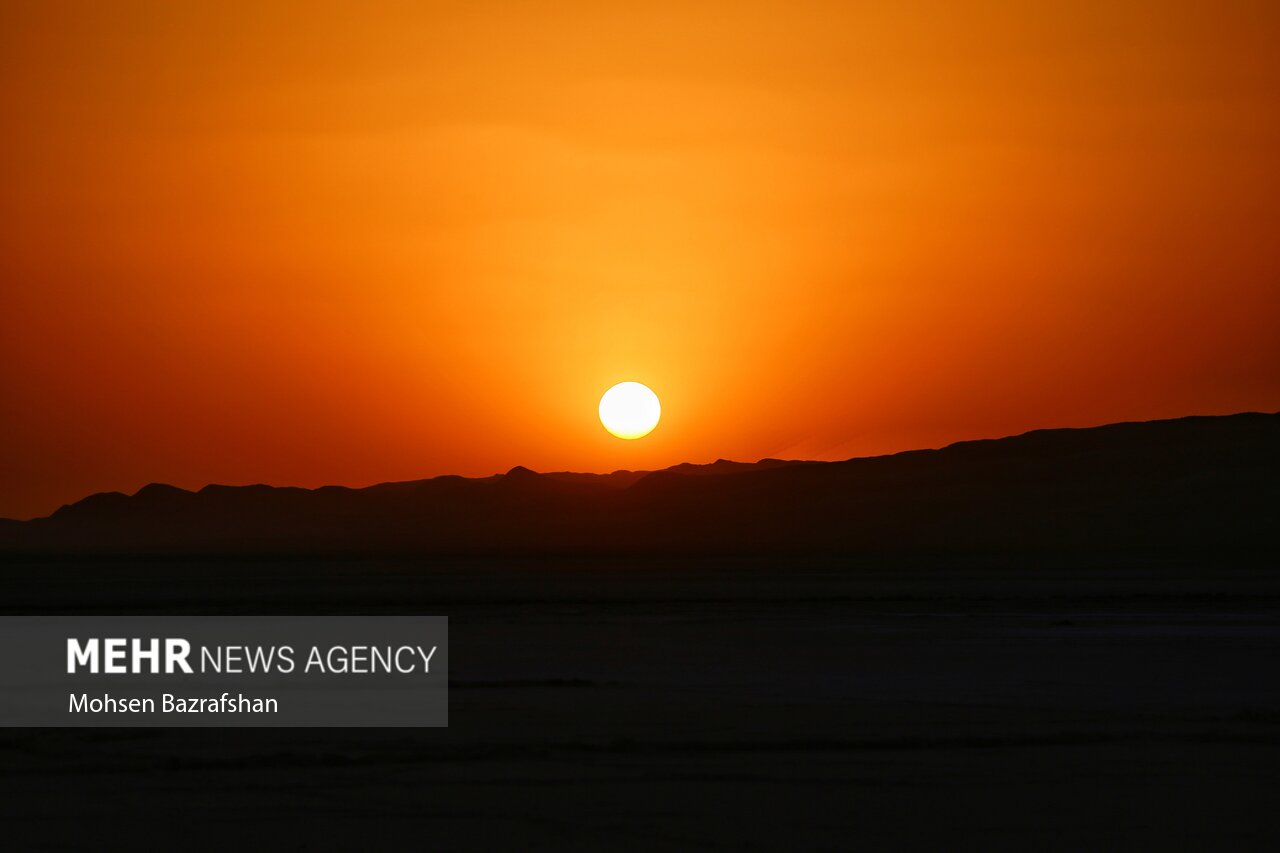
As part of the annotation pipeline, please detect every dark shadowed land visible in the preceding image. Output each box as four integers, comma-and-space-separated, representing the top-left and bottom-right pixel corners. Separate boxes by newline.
2, 413, 1279, 849
3, 411, 1278, 558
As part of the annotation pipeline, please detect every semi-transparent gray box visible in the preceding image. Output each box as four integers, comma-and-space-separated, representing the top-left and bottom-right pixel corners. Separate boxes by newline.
0, 616, 448, 727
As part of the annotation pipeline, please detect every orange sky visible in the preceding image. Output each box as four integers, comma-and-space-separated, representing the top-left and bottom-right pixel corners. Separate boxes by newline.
2, 1, 1278, 519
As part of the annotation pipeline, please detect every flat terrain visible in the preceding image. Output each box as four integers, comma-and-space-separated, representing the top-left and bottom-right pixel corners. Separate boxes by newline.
2, 557, 1279, 850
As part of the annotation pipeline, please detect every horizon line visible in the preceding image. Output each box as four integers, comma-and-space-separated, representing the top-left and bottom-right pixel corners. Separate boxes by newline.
4, 409, 1273, 524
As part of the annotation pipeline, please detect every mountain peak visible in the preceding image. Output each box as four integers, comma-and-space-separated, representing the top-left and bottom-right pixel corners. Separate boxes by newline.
134, 483, 190, 499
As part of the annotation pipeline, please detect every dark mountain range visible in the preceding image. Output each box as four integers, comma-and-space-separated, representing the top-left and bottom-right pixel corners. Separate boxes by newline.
1, 412, 1276, 558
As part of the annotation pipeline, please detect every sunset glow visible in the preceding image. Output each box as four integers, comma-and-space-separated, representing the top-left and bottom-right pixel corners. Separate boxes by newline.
1, 2, 1278, 519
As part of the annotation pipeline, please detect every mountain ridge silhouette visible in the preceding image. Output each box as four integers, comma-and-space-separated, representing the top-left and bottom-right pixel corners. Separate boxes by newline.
2, 411, 1276, 557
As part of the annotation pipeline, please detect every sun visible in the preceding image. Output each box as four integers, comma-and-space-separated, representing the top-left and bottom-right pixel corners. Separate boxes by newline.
599, 382, 661, 440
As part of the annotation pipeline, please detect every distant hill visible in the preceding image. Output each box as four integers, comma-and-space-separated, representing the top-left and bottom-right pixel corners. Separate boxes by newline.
1, 412, 1277, 558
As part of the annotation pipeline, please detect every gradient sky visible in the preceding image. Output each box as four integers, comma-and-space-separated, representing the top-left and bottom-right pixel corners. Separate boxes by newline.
2, 1, 1278, 519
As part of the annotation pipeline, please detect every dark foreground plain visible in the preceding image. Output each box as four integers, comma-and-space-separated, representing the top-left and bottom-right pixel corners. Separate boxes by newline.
2, 555, 1279, 850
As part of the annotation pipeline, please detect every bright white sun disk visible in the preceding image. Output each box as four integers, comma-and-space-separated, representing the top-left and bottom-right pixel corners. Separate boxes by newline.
599, 382, 661, 440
